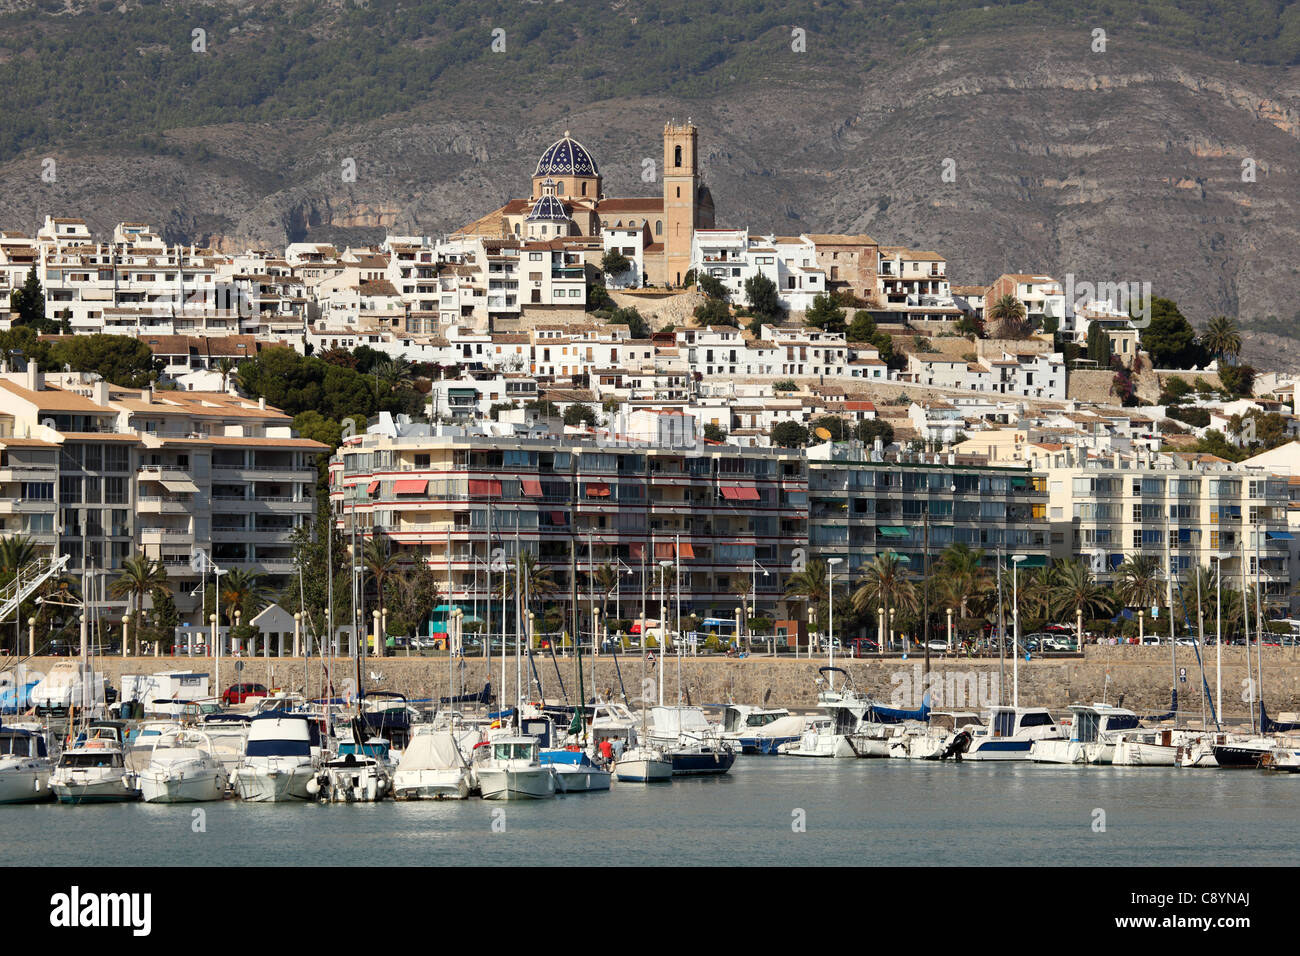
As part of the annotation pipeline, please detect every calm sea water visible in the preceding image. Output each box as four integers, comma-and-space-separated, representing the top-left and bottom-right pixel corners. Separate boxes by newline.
6, 759, 1299, 867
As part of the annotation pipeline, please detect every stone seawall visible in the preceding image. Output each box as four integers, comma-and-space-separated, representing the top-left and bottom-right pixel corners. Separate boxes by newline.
18, 646, 1300, 719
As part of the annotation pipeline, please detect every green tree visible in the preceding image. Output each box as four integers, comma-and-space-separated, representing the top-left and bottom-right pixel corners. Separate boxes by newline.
784, 559, 829, 635
1140, 298, 1206, 368
743, 274, 781, 322
109, 554, 171, 655
563, 403, 598, 427
1201, 315, 1242, 362
803, 293, 846, 334
10, 265, 57, 333
601, 250, 631, 279
49, 334, 157, 387
607, 306, 649, 338
847, 310, 877, 341
363, 532, 401, 654
703, 422, 728, 442
0, 534, 39, 573
1218, 363, 1255, 397
852, 553, 919, 638
1086, 321, 1111, 365
694, 297, 735, 327
1114, 554, 1164, 612
987, 294, 1028, 338
854, 418, 895, 446
770, 420, 809, 447
697, 273, 728, 300
1047, 560, 1115, 628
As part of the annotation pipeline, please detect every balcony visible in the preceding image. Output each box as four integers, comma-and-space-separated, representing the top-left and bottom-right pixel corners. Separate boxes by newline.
137, 495, 193, 514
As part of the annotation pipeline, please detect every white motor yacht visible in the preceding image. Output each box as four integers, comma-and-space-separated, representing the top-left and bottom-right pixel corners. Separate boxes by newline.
1030, 703, 1140, 764
888, 712, 982, 760
613, 744, 673, 782
50, 743, 140, 804
717, 704, 808, 755
473, 736, 556, 800
138, 730, 229, 803
962, 707, 1063, 761
0, 725, 55, 804
233, 712, 317, 802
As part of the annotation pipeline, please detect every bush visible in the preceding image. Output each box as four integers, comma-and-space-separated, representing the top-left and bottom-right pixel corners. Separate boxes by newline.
1167, 405, 1210, 427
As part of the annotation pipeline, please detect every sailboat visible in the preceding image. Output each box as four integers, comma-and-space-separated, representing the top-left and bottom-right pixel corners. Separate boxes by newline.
538, 625, 611, 793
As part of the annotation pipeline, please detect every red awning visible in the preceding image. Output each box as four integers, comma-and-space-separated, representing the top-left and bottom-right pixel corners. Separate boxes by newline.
677, 542, 695, 559
365, 480, 379, 495
550, 511, 568, 526
468, 479, 503, 497
521, 478, 543, 497
393, 479, 427, 494
654, 542, 675, 560
722, 485, 759, 501
719, 485, 739, 500
586, 482, 611, 498
630, 542, 645, 560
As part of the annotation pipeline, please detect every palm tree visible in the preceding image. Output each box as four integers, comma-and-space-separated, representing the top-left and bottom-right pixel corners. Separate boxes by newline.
219, 568, 269, 627
935, 543, 991, 629
784, 558, 829, 635
1114, 553, 1164, 612
0, 534, 39, 573
1048, 560, 1115, 636
374, 358, 415, 396
215, 357, 236, 393
986, 293, 1029, 339
498, 552, 558, 641
1202, 315, 1242, 363
852, 553, 918, 647
363, 534, 402, 656
110, 555, 170, 655
590, 564, 620, 634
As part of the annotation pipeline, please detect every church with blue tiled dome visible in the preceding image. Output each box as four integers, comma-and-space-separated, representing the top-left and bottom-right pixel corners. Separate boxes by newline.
455, 121, 715, 288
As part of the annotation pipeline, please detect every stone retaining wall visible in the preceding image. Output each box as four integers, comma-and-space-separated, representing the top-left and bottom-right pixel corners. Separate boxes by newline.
17, 645, 1300, 719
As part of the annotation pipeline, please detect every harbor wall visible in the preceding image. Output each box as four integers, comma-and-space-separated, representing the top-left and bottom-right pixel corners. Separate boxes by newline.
14, 646, 1300, 719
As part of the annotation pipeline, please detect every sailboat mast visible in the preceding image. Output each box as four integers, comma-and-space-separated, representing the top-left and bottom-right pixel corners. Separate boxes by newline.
1241, 536, 1254, 733
1254, 523, 1264, 731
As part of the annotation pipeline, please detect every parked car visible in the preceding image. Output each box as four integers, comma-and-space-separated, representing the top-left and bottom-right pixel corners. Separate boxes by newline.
222, 682, 268, 705
849, 638, 879, 656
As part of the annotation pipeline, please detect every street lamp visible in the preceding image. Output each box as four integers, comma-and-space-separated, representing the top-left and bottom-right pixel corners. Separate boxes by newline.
826, 558, 842, 687
946, 607, 954, 653
658, 559, 673, 653
1011, 554, 1028, 708
878, 605, 885, 656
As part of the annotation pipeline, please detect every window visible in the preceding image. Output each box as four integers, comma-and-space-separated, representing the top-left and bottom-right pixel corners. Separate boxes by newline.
21, 482, 53, 500
674, 145, 682, 167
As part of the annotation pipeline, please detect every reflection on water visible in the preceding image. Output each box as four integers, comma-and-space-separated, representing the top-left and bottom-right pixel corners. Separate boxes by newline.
6, 758, 1299, 866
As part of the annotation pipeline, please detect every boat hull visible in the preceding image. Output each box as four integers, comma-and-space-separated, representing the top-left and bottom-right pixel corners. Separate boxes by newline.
668, 749, 735, 776
392, 769, 472, 800
1112, 740, 1178, 767
614, 754, 673, 782
478, 767, 556, 800
0, 766, 53, 803
963, 738, 1037, 761
51, 774, 141, 804
235, 765, 314, 802
1212, 745, 1269, 769
1029, 739, 1086, 764
140, 769, 227, 803
553, 766, 612, 793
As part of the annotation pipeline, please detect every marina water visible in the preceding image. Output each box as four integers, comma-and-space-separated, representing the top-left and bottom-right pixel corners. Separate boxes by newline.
7, 758, 1300, 867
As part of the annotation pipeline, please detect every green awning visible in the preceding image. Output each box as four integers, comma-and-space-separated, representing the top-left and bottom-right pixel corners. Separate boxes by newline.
1015, 554, 1048, 568
878, 526, 909, 537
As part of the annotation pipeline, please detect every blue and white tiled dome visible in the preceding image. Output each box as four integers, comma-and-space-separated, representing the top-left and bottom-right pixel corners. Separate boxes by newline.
534, 131, 599, 177
526, 195, 570, 222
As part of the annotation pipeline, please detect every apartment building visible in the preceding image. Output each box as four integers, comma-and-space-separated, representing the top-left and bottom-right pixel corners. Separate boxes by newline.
329, 420, 810, 641
805, 442, 1051, 580
0, 362, 326, 618
1029, 447, 1292, 611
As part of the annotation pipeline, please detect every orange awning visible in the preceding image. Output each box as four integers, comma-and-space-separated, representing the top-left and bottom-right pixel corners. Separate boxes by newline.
366, 481, 379, 495
586, 482, 611, 498
722, 485, 760, 501
654, 543, 675, 559
393, 479, 427, 494
677, 542, 695, 559
521, 478, 543, 497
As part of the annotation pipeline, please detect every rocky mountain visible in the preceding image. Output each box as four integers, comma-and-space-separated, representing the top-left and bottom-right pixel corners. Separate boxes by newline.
1, 3, 1298, 363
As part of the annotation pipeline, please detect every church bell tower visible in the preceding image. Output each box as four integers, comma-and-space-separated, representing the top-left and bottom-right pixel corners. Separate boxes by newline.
663, 121, 699, 288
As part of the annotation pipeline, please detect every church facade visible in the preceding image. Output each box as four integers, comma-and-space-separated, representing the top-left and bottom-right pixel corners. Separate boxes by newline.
453, 121, 715, 288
